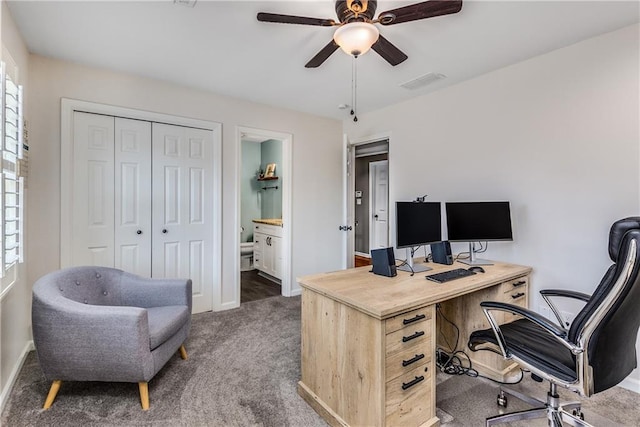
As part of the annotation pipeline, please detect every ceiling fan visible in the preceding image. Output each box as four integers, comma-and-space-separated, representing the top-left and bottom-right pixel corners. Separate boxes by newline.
257, 0, 463, 68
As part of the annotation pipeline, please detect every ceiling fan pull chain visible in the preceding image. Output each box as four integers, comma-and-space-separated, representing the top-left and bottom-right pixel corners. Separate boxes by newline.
352, 57, 358, 122
350, 57, 355, 117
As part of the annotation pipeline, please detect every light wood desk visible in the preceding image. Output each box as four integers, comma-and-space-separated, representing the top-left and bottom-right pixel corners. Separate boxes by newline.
297, 260, 532, 427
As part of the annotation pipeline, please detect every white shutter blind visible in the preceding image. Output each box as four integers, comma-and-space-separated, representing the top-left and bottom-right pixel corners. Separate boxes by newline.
1, 61, 24, 274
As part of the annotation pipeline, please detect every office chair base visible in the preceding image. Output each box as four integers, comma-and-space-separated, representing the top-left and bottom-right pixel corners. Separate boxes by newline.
486, 384, 592, 427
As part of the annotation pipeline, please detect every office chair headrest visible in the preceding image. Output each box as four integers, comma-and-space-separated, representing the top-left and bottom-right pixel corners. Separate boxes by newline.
609, 217, 640, 261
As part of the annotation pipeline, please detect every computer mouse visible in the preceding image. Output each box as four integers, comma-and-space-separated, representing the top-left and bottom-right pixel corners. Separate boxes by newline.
468, 266, 485, 274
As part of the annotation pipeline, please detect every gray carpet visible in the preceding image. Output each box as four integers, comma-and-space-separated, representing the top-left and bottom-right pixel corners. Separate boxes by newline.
3, 296, 640, 426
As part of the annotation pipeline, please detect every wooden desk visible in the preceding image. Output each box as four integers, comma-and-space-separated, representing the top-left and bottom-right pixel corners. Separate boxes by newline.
297, 260, 532, 427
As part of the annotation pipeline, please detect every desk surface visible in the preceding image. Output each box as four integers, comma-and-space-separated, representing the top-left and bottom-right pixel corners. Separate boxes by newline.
298, 260, 532, 320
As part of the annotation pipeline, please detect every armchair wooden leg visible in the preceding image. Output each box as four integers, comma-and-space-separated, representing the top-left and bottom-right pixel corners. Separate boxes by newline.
43, 380, 62, 409
138, 382, 149, 410
179, 344, 188, 360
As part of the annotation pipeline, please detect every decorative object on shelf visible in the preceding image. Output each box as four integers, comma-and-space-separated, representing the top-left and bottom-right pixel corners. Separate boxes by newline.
264, 163, 276, 178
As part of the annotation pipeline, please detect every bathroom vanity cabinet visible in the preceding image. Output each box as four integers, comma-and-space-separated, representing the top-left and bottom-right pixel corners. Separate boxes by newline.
253, 222, 283, 281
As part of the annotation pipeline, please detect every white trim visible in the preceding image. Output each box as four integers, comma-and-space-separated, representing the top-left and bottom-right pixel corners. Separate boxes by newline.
60, 98, 223, 312
344, 132, 392, 267
620, 374, 640, 394
0, 340, 34, 413
236, 126, 293, 301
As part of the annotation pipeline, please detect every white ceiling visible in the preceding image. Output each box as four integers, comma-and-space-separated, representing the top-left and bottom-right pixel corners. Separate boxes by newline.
6, 1, 639, 120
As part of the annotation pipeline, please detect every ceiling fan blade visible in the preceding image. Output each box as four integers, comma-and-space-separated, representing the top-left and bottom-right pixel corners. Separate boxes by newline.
378, 0, 462, 26
371, 35, 408, 66
305, 40, 340, 68
257, 12, 336, 27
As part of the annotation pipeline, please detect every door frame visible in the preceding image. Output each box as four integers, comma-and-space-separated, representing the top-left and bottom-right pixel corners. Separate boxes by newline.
60, 98, 223, 310
343, 132, 391, 269
369, 159, 389, 253
235, 126, 293, 302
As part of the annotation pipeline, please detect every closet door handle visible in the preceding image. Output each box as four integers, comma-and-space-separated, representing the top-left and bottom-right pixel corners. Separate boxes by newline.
162, 229, 168, 234
136, 230, 142, 235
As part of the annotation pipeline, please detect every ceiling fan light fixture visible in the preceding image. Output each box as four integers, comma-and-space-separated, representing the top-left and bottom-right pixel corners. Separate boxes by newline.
333, 22, 379, 57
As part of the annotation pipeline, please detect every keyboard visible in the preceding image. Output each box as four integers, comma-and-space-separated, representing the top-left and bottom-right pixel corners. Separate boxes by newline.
426, 268, 476, 283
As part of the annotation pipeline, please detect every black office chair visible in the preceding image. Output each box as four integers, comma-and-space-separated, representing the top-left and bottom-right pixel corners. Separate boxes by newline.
468, 217, 640, 426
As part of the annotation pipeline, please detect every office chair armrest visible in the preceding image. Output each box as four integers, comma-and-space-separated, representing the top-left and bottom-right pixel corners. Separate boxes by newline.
480, 301, 567, 337
539, 289, 591, 302
539, 289, 590, 329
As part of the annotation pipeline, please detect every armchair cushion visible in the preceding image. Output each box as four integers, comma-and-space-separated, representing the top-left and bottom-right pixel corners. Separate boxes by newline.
147, 305, 191, 350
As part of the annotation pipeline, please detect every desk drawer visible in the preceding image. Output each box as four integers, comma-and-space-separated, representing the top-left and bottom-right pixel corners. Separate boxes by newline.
501, 278, 528, 323
386, 337, 431, 382
502, 277, 528, 294
386, 319, 431, 357
385, 362, 433, 426
385, 306, 432, 335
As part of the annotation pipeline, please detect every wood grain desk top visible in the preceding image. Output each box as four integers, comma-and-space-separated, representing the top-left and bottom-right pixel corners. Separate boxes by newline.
298, 261, 532, 320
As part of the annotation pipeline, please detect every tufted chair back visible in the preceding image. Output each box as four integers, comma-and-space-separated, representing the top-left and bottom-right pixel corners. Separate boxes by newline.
51, 266, 125, 306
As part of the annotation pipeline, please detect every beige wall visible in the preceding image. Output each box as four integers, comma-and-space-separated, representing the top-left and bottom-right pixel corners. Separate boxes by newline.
344, 24, 640, 390
0, 0, 31, 407
27, 55, 345, 307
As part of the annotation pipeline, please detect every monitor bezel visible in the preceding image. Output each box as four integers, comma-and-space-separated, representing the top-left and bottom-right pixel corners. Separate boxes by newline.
395, 201, 442, 249
445, 201, 513, 242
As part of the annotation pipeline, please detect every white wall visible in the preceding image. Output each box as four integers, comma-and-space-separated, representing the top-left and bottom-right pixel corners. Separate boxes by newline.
0, 0, 32, 409
26, 56, 344, 307
344, 24, 640, 389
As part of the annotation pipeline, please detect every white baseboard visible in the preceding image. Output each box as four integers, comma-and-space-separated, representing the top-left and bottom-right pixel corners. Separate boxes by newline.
219, 300, 240, 311
620, 375, 640, 394
289, 288, 301, 297
0, 340, 34, 413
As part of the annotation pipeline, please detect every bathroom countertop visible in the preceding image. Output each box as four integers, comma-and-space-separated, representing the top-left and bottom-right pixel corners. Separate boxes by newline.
253, 219, 283, 227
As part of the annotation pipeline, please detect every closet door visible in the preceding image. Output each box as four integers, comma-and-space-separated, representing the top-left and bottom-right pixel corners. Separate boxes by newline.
72, 112, 115, 266
152, 123, 214, 313
114, 118, 152, 276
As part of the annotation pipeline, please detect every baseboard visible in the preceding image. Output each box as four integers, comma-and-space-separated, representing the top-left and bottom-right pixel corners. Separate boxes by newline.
219, 300, 240, 311
619, 375, 640, 394
0, 340, 34, 413
289, 287, 301, 297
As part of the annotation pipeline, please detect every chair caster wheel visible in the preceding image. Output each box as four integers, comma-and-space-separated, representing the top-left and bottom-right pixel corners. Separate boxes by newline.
572, 409, 585, 420
497, 391, 508, 407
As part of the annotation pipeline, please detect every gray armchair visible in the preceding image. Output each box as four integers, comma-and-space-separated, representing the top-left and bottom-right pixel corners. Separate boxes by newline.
31, 266, 192, 410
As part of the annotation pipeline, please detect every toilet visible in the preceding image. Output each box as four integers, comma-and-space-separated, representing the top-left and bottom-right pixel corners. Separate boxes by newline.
240, 242, 254, 271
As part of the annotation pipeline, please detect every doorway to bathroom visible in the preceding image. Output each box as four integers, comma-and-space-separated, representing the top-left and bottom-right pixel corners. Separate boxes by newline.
236, 127, 292, 305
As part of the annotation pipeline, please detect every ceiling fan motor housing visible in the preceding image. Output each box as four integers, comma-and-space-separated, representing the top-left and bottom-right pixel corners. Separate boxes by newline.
336, 0, 377, 23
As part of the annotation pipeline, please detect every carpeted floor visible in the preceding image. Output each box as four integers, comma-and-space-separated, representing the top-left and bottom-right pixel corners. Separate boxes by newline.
3, 296, 640, 426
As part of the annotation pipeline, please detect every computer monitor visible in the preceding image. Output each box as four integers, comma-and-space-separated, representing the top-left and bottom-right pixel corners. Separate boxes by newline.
395, 201, 441, 272
445, 201, 513, 266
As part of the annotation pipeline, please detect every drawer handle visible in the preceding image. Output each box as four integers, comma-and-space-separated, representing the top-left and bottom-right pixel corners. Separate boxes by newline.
511, 292, 526, 300
402, 314, 426, 325
512, 280, 526, 287
402, 331, 425, 342
402, 353, 425, 367
402, 375, 425, 390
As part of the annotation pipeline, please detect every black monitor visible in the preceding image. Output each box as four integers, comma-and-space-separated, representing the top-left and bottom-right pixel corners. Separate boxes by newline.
395, 201, 441, 272
445, 201, 513, 265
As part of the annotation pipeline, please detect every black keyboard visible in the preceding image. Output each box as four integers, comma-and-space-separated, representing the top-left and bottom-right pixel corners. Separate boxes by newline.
426, 268, 476, 283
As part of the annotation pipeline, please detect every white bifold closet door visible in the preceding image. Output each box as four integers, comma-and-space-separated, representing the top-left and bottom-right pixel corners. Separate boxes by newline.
151, 122, 213, 312
71, 112, 214, 313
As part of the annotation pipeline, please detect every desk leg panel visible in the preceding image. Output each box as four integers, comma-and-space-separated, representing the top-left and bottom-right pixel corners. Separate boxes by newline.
300, 289, 385, 426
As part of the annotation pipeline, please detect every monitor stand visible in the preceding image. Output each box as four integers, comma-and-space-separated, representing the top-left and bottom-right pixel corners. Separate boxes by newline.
458, 242, 493, 266
397, 247, 432, 273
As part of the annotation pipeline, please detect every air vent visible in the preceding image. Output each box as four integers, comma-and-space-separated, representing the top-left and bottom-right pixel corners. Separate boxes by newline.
174, 0, 197, 7
400, 72, 446, 90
